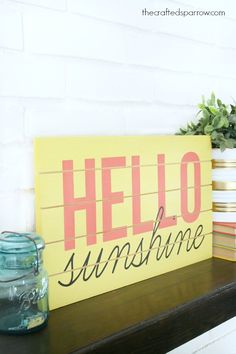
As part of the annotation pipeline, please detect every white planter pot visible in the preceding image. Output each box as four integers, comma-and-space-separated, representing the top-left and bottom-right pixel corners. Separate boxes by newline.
213, 191, 236, 202
212, 148, 236, 160
212, 148, 236, 222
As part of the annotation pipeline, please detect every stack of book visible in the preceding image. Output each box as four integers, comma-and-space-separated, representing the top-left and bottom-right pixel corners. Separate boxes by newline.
212, 149, 236, 223
213, 222, 236, 261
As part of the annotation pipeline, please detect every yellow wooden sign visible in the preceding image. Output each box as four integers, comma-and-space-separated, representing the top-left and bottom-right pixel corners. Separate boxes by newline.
35, 136, 212, 310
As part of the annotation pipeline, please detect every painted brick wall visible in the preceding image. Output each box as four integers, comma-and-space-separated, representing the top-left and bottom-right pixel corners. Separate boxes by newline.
1, 0, 236, 351
1, 0, 235, 229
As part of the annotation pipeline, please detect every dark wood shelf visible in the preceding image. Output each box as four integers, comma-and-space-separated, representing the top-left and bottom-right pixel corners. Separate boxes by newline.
1, 258, 236, 354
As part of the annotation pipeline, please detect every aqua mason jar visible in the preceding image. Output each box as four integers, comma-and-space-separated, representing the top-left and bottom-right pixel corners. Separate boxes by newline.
0, 231, 49, 334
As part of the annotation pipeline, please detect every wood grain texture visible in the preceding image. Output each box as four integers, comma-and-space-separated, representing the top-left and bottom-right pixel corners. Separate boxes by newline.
1, 258, 236, 354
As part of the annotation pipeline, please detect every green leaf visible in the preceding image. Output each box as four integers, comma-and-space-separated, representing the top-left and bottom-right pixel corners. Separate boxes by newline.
229, 114, 236, 124
223, 116, 229, 128
198, 103, 205, 110
212, 115, 228, 129
220, 141, 226, 151
207, 92, 216, 106
204, 124, 214, 134
217, 99, 222, 107
225, 139, 236, 149
212, 115, 221, 128
208, 106, 218, 115
202, 108, 210, 119
211, 130, 218, 139
211, 92, 216, 105
222, 108, 228, 116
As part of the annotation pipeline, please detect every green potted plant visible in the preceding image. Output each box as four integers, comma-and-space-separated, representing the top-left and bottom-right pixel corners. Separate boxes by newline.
177, 93, 236, 222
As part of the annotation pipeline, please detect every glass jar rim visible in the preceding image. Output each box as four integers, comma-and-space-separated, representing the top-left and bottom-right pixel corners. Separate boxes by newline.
0, 232, 45, 254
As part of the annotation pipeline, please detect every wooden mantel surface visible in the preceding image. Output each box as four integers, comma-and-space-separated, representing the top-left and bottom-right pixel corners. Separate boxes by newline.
1, 258, 236, 354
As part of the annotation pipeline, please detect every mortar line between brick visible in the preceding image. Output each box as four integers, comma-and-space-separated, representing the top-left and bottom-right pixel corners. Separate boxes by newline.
68, 11, 236, 51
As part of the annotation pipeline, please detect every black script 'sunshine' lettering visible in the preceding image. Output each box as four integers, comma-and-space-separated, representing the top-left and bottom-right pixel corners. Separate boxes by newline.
58, 207, 206, 287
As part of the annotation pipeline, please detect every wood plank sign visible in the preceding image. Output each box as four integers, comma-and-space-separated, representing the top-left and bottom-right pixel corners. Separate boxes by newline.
35, 136, 212, 310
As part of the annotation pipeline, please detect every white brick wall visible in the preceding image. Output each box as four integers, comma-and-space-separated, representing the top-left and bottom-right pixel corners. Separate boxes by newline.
0, 103, 24, 142
0, 52, 65, 97
9, 0, 67, 11
24, 104, 126, 136
0, 8, 23, 50
1, 0, 236, 350
24, 12, 126, 62
1, 0, 235, 231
